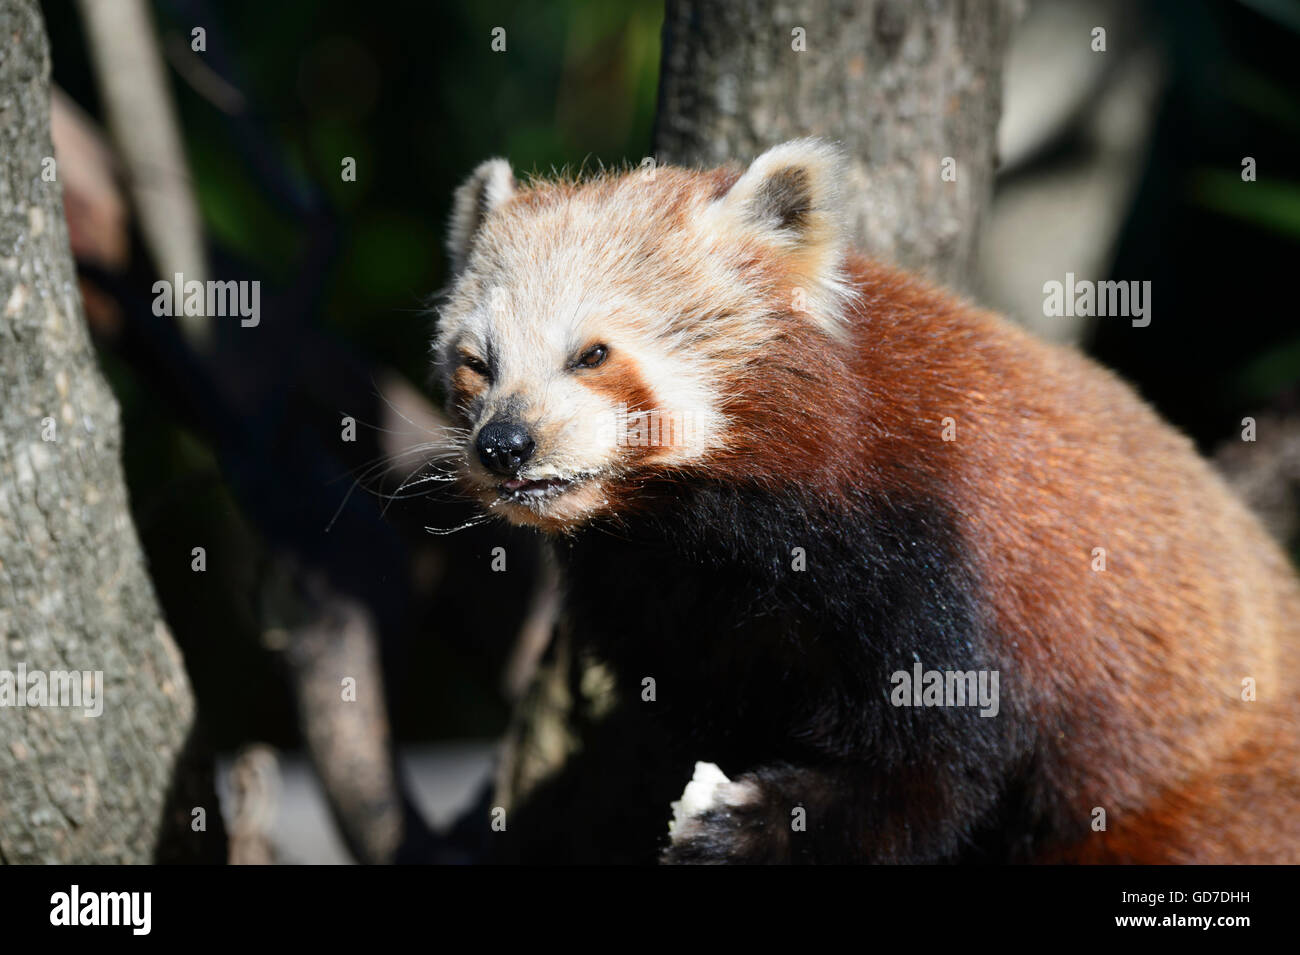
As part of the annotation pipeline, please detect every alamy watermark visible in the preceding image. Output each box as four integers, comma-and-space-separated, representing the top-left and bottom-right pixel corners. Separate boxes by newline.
0, 664, 103, 718
1043, 272, 1151, 327
50, 885, 150, 935
890, 662, 1000, 717
152, 273, 260, 327
595, 403, 702, 448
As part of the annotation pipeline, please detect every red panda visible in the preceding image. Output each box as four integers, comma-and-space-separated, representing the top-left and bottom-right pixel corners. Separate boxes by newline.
435, 140, 1300, 864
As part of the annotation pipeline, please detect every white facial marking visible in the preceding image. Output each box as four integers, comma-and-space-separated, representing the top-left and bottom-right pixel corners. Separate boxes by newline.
438, 142, 851, 528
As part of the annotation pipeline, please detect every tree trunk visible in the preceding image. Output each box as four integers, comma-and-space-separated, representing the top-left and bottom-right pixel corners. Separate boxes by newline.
654, 0, 1018, 289
0, 0, 218, 863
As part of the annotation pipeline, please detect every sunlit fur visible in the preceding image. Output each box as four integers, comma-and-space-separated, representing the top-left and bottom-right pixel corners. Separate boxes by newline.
437, 142, 1300, 864
435, 140, 851, 531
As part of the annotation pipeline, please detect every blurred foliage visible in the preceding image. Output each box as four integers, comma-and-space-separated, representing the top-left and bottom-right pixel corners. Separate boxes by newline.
175, 0, 662, 386
48, 0, 661, 384
41, 0, 661, 748
1192, 168, 1300, 238
1092, 0, 1300, 447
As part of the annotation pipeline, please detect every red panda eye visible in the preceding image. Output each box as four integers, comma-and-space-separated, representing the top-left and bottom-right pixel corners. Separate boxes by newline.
575, 344, 608, 369
462, 354, 490, 378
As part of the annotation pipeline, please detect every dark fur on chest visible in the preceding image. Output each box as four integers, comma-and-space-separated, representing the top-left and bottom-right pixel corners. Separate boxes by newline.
530, 480, 1036, 862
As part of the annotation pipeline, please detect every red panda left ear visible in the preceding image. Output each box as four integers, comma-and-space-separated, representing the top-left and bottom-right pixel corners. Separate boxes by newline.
711, 139, 848, 248
707, 140, 851, 330
447, 158, 517, 276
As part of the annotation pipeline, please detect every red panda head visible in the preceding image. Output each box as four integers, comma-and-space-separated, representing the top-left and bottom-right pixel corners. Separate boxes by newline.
435, 140, 853, 531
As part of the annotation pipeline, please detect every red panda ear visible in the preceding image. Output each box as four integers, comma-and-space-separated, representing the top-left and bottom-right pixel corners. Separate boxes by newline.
708, 139, 851, 333
711, 139, 848, 252
448, 158, 517, 275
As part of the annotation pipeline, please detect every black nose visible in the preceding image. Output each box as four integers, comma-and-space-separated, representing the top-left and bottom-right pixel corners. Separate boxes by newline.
475, 419, 536, 475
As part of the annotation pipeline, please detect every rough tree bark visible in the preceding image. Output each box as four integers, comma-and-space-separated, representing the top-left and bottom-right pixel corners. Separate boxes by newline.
0, 0, 218, 863
493, 0, 1018, 833
654, 0, 1018, 290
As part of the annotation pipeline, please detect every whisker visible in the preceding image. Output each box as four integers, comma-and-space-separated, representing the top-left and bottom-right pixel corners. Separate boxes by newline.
381, 452, 456, 518
425, 515, 491, 535
326, 439, 469, 531
368, 376, 461, 441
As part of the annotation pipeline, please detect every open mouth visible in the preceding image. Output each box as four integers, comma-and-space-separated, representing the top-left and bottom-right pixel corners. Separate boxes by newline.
498, 476, 576, 502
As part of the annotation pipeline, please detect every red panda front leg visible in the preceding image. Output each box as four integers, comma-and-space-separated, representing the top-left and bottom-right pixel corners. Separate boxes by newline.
663, 760, 866, 864
659, 762, 874, 864
661, 757, 997, 864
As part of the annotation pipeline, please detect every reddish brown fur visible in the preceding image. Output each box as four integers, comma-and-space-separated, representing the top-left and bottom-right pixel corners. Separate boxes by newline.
691, 253, 1300, 862
448, 365, 486, 422
442, 149, 1299, 861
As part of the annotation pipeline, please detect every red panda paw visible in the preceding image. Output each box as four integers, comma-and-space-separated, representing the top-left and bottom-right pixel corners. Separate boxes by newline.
662, 761, 768, 864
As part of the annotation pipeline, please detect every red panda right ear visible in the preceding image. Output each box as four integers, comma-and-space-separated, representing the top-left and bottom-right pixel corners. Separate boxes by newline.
447, 158, 516, 275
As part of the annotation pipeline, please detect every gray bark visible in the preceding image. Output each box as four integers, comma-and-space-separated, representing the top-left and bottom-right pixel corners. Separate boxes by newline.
281, 583, 404, 864
0, 0, 212, 863
654, 0, 1018, 289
